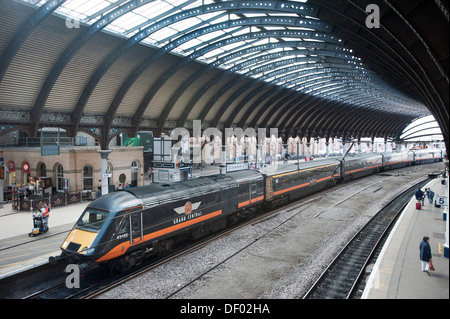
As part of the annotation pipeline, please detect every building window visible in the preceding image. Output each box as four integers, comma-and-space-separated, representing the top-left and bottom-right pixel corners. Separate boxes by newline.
38, 162, 47, 177
83, 165, 93, 191
56, 164, 64, 192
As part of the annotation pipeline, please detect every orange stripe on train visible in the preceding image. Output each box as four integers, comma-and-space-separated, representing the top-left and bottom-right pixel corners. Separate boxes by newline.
96, 210, 222, 262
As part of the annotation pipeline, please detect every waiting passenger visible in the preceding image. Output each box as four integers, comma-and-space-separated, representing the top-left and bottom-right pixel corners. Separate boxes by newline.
425, 188, 435, 204
419, 236, 432, 275
415, 187, 424, 204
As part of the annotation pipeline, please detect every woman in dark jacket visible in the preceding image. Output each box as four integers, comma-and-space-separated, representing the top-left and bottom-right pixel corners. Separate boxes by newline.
419, 236, 432, 274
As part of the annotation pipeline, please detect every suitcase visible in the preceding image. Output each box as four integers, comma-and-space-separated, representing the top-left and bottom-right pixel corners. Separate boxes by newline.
416, 202, 421, 210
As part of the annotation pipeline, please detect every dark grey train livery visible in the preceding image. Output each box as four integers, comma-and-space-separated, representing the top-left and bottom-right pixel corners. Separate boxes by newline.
60, 149, 443, 270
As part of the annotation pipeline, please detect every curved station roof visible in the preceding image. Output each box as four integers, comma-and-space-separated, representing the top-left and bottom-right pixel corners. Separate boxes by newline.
0, 0, 448, 152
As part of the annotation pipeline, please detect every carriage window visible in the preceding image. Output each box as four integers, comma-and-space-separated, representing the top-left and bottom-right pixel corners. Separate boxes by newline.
76, 208, 110, 231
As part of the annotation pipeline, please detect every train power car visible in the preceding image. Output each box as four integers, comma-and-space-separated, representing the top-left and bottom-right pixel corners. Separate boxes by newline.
61, 174, 237, 270
59, 149, 444, 271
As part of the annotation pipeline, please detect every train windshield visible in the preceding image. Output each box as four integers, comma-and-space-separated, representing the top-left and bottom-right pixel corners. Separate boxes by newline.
76, 208, 110, 231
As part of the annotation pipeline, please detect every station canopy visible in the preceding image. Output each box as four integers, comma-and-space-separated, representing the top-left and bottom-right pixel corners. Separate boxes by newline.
0, 0, 448, 151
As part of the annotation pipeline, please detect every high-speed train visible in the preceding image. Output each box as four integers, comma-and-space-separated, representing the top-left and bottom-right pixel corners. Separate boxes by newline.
59, 149, 443, 271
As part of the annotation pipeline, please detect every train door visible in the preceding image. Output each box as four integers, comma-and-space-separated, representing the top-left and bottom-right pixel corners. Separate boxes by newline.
250, 183, 257, 202
129, 212, 143, 244
266, 177, 273, 200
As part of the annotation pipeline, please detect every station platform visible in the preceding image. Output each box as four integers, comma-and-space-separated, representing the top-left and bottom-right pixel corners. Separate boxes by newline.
0, 201, 89, 279
363, 177, 449, 299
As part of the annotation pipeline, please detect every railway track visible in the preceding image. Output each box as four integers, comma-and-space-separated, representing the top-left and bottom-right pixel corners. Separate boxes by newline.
302, 178, 430, 299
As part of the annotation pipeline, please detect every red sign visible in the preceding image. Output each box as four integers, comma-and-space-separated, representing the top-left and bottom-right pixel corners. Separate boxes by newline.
7, 161, 15, 172
23, 161, 31, 173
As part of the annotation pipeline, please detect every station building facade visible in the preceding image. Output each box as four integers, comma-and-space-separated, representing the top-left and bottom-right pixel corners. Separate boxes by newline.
0, 130, 144, 196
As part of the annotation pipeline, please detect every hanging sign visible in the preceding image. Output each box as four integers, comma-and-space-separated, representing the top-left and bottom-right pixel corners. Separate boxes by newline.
23, 161, 31, 173
8, 161, 15, 172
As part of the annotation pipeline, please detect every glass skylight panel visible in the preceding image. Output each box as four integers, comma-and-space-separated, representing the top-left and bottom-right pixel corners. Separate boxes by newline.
268, 12, 302, 18
56, 6, 83, 20
197, 30, 228, 43
132, 1, 173, 21
267, 47, 285, 54
148, 0, 174, 16
150, 27, 179, 44
263, 26, 287, 31
77, 0, 113, 18
61, 0, 90, 12
221, 41, 250, 52
104, 23, 127, 34
202, 48, 226, 60
175, 38, 203, 53
110, 11, 148, 31
242, 13, 267, 18
170, 16, 203, 32
199, 11, 228, 22
230, 27, 253, 37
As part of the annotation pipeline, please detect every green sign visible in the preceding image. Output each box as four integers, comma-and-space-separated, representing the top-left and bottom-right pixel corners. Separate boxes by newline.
122, 132, 153, 152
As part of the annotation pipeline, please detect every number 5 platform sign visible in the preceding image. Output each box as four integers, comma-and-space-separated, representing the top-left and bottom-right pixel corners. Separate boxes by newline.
435, 196, 448, 207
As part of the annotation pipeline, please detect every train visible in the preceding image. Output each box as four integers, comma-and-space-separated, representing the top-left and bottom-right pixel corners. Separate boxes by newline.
59, 149, 444, 272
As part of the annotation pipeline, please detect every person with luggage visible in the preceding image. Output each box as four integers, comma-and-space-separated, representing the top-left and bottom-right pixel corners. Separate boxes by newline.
419, 236, 433, 275
415, 187, 424, 209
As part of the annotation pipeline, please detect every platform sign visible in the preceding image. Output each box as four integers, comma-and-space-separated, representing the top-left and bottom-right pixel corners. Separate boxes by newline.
435, 196, 448, 206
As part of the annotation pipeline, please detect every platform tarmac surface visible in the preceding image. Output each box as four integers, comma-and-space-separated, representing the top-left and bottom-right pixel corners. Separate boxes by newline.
0, 201, 89, 279
363, 177, 449, 299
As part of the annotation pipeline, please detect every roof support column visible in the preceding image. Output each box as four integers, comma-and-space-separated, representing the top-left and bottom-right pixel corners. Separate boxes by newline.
305, 135, 312, 161
371, 136, 375, 153
97, 150, 111, 196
